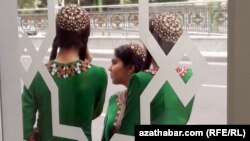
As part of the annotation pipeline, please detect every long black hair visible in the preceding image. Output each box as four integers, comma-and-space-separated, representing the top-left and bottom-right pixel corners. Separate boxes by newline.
143, 49, 152, 70
114, 44, 145, 73
50, 15, 90, 61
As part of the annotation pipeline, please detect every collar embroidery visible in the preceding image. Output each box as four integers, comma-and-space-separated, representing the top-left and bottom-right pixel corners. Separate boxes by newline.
113, 90, 127, 133
46, 60, 91, 78
176, 66, 188, 78
145, 66, 188, 78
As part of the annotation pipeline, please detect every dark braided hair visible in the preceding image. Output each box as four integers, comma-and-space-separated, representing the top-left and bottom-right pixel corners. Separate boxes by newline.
49, 4, 90, 61
115, 43, 146, 73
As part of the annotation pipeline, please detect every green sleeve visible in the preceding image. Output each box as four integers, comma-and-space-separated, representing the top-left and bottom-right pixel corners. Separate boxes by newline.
183, 68, 194, 120
93, 67, 108, 119
101, 95, 114, 141
119, 75, 142, 136
22, 75, 38, 140
181, 67, 195, 120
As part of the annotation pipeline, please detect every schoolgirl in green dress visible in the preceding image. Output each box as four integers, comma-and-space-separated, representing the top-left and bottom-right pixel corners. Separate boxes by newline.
22, 4, 107, 141
119, 13, 195, 136
101, 43, 146, 141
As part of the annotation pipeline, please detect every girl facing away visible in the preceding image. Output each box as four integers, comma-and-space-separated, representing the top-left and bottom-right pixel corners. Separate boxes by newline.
22, 4, 107, 141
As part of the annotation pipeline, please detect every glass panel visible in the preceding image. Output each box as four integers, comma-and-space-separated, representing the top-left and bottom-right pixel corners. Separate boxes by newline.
147, 0, 227, 125
2, 0, 227, 140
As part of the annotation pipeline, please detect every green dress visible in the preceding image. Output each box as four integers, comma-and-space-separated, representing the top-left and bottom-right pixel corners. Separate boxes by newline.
22, 60, 108, 141
119, 66, 195, 136
101, 91, 126, 141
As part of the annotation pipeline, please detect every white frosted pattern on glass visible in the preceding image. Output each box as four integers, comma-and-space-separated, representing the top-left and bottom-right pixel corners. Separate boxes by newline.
19, 34, 39, 87
19, 0, 88, 140
138, 1, 209, 125
166, 33, 209, 106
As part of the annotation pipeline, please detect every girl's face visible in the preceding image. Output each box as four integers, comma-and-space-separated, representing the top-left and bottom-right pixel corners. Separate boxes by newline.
108, 55, 132, 86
